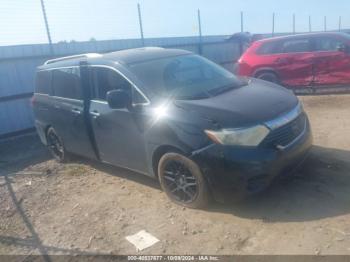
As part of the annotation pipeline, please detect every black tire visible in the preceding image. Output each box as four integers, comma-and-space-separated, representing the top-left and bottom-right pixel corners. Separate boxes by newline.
255, 71, 279, 84
158, 152, 209, 209
46, 127, 69, 163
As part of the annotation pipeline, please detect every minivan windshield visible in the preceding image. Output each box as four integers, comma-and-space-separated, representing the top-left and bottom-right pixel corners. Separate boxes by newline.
127, 54, 246, 100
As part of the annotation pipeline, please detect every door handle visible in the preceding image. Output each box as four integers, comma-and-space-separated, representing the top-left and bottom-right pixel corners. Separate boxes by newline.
71, 108, 81, 115
90, 111, 100, 118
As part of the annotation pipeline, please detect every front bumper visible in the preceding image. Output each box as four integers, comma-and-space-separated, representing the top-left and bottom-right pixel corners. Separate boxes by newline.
192, 118, 313, 202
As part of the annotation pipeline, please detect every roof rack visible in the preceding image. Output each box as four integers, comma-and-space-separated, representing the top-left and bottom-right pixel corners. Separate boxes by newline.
44, 53, 102, 65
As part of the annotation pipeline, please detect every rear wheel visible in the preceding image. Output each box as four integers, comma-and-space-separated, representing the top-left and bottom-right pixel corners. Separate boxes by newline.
158, 152, 209, 209
255, 71, 279, 84
46, 127, 68, 162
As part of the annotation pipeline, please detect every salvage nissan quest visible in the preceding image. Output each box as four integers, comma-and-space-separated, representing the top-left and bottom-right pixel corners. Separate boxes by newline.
32, 47, 312, 208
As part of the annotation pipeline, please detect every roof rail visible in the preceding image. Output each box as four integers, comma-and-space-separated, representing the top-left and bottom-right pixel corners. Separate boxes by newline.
44, 53, 102, 65
141, 47, 164, 50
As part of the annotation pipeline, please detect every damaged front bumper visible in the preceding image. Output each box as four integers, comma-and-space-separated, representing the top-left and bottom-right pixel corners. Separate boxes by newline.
191, 119, 313, 202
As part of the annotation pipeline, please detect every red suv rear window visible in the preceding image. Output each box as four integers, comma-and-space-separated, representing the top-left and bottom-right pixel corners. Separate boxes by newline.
256, 40, 282, 55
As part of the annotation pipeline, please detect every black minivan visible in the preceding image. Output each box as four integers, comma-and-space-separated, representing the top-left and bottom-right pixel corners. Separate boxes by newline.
33, 47, 312, 208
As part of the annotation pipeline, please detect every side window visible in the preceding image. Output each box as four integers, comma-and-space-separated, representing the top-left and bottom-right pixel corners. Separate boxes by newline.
91, 67, 147, 104
281, 39, 311, 53
91, 67, 131, 100
257, 41, 283, 55
52, 67, 82, 99
132, 88, 148, 104
313, 37, 344, 52
35, 70, 52, 94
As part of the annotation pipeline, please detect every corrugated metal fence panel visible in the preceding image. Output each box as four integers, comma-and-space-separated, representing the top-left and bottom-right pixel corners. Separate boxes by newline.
202, 42, 241, 64
0, 35, 239, 136
0, 58, 47, 97
0, 35, 230, 59
0, 98, 33, 135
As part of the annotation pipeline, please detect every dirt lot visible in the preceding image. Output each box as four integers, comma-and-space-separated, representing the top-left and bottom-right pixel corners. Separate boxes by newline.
1, 94, 350, 256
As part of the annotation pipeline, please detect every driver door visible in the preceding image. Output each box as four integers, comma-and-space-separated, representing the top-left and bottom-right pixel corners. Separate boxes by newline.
89, 66, 149, 173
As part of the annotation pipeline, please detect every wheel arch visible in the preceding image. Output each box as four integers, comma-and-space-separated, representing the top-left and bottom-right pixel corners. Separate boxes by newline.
44, 125, 54, 141
39, 124, 52, 145
151, 145, 185, 179
253, 67, 280, 79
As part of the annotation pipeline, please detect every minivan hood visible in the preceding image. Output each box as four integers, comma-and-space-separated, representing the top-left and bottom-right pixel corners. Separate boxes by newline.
173, 78, 299, 128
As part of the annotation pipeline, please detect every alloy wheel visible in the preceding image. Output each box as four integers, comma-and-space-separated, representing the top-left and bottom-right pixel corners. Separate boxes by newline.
162, 160, 198, 203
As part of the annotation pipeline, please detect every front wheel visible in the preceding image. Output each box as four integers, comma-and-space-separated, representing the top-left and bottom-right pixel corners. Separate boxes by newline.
158, 152, 210, 209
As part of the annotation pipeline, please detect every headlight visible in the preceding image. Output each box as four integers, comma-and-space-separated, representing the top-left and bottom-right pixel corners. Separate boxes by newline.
205, 125, 270, 146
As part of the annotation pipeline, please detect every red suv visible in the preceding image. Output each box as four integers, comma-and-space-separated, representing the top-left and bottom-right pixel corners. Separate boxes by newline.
237, 32, 350, 90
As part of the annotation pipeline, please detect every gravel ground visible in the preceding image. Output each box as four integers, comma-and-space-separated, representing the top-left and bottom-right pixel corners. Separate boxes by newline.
1, 94, 350, 255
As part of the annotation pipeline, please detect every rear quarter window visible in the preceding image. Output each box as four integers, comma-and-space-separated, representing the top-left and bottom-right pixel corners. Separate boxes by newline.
35, 70, 52, 94
256, 41, 283, 55
52, 67, 82, 100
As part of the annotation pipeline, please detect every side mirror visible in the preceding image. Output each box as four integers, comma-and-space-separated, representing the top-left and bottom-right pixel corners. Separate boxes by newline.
106, 89, 131, 109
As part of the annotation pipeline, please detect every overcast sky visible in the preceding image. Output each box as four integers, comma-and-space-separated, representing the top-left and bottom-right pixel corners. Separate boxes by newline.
1, 0, 349, 46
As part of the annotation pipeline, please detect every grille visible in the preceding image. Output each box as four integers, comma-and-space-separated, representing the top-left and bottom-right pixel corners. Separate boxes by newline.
260, 113, 306, 148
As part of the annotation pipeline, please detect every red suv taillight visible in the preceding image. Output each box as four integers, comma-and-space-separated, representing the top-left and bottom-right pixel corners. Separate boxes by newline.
237, 60, 251, 76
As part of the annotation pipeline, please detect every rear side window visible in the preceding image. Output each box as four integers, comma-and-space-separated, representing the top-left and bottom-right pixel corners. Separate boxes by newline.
281, 38, 311, 53
257, 41, 283, 55
52, 67, 82, 100
35, 71, 52, 94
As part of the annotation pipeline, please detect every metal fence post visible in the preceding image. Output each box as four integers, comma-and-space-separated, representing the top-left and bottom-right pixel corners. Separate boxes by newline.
309, 15, 312, 32
272, 12, 275, 36
240, 11, 244, 32
292, 14, 295, 34
40, 0, 54, 55
324, 16, 327, 31
137, 3, 145, 47
197, 9, 203, 55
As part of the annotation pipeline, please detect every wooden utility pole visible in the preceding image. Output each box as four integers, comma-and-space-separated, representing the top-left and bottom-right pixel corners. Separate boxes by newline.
137, 3, 145, 46
40, 0, 53, 55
